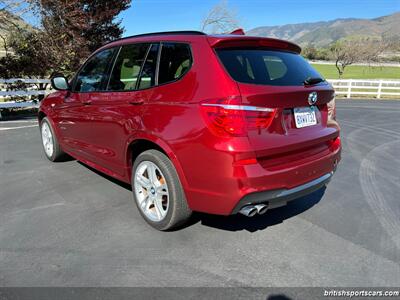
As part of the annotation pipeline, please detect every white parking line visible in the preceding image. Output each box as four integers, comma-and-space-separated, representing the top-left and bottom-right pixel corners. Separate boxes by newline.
8, 203, 66, 217
0, 120, 38, 124
0, 125, 38, 131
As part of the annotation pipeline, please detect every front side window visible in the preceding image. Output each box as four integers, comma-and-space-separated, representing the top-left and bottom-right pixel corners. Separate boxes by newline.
74, 48, 116, 92
107, 44, 149, 91
158, 43, 192, 85
216, 49, 323, 86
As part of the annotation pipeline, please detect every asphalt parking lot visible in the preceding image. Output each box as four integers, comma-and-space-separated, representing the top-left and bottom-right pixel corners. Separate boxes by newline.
0, 99, 399, 287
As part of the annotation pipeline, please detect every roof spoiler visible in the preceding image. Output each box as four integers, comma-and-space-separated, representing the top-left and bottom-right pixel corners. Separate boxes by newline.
207, 36, 301, 54
229, 28, 245, 35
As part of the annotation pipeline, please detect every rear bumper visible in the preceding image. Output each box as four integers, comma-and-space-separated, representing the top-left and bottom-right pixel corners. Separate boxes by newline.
231, 172, 333, 214
182, 139, 340, 215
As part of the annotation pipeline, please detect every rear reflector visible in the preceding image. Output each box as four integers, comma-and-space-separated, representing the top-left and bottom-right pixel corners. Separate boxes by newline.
200, 97, 276, 137
233, 158, 258, 166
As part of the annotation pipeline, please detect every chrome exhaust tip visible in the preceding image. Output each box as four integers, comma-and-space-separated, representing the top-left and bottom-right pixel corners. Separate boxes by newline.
254, 204, 268, 215
239, 205, 258, 217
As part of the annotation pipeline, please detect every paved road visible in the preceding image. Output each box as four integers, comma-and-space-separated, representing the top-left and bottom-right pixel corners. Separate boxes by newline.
0, 100, 399, 287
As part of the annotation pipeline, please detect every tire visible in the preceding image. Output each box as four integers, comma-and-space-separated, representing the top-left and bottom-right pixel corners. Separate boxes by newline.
131, 149, 192, 231
40, 117, 65, 162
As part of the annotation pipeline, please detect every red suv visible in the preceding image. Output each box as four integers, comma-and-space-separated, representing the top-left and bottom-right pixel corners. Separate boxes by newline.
39, 31, 341, 230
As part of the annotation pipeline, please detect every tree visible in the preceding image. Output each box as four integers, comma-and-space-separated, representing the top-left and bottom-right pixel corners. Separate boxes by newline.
330, 41, 358, 78
330, 37, 389, 78
31, 0, 131, 75
302, 44, 318, 60
0, 1, 32, 56
0, 29, 52, 77
0, 1, 28, 30
201, 0, 240, 34
0, 0, 131, 78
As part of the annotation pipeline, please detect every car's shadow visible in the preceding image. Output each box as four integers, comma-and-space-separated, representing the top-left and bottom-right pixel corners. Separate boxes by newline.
77, 161, 132, 191
77, 160, 325, 232
267, 295, 293, 300
187, 187, 326, 232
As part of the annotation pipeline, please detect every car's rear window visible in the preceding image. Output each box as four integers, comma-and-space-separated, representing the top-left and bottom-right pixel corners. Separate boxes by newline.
216, 49, 324, 86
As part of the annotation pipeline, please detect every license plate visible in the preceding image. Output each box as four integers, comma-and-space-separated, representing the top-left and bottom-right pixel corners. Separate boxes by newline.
294, 107, 317, 128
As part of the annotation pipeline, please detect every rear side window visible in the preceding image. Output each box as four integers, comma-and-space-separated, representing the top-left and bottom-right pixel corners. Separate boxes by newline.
74, 48, 116, 92
108, 44, 149, 91
158, 43, 191, 85
216, 49, 323, 86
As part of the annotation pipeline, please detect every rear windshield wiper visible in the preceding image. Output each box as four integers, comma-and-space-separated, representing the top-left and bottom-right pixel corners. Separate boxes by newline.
303, 77, 325, 85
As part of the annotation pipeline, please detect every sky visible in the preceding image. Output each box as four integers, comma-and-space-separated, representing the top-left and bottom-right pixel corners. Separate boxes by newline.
119, 0, 400, 37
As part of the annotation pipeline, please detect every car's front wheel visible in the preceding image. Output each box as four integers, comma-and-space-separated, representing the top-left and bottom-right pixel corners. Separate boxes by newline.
132, 149, 192, 231
40, 117, 65, 162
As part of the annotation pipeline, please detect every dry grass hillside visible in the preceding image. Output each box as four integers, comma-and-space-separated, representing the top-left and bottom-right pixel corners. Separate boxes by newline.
248, 12, 400, 48
0, 9, 31, 56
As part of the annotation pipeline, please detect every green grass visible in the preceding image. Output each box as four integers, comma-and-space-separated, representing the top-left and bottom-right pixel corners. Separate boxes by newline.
311, 63, 400, 80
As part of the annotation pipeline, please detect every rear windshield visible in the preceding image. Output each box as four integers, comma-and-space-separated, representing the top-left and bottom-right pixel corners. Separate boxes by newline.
216, 49, 324, 86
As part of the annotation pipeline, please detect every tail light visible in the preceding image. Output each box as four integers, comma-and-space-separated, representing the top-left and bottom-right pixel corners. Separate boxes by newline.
327, 96, 336, 121
328, 136, 341, 151
200, 96, 276, 137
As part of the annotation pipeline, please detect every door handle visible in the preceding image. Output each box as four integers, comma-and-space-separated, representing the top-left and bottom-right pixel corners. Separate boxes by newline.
129, 99, 144, 105
82, 100, 92, 105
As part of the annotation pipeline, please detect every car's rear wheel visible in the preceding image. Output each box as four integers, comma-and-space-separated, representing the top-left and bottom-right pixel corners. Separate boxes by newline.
132, 149, 192, 231
40, 117, 65, 162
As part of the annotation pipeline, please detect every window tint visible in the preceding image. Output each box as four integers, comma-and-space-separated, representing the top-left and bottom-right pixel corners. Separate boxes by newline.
264, 56, 287, 80
74, 48, 116, 92
107, 44, 149, 91
158, 43, 191, 85
138, 43, 159, 89
216, 49, 323, 86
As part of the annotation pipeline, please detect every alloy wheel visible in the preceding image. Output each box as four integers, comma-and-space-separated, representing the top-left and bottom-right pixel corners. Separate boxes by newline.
41, 122, 54, 158
134, 161, 170, 222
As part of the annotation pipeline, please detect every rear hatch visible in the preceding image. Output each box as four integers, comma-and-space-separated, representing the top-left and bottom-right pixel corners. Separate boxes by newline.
213, 40, 338, 168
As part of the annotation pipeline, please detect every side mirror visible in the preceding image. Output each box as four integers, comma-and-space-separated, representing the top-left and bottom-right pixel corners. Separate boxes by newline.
51, 76, 70, 91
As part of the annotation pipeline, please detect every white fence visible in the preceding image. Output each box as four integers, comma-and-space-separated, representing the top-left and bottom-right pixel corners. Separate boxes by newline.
327, 79, 400, 99
0, 78, 50, 118
0, 78, 50, 84
0, 78, 50, 111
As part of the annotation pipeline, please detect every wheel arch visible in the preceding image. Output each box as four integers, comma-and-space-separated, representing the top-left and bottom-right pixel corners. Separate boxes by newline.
38, 110, 47, 123
125, 135, 189, 189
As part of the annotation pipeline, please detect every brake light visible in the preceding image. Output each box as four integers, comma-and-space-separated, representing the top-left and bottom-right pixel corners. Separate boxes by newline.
200, 96, 276, 137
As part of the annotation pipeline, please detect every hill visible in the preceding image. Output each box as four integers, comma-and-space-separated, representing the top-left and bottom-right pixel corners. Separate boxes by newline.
247, 12, 400, 47
0, 10, 31, 56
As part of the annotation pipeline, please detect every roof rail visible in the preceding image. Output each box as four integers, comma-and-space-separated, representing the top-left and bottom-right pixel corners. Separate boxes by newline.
105, 31, 206, 45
